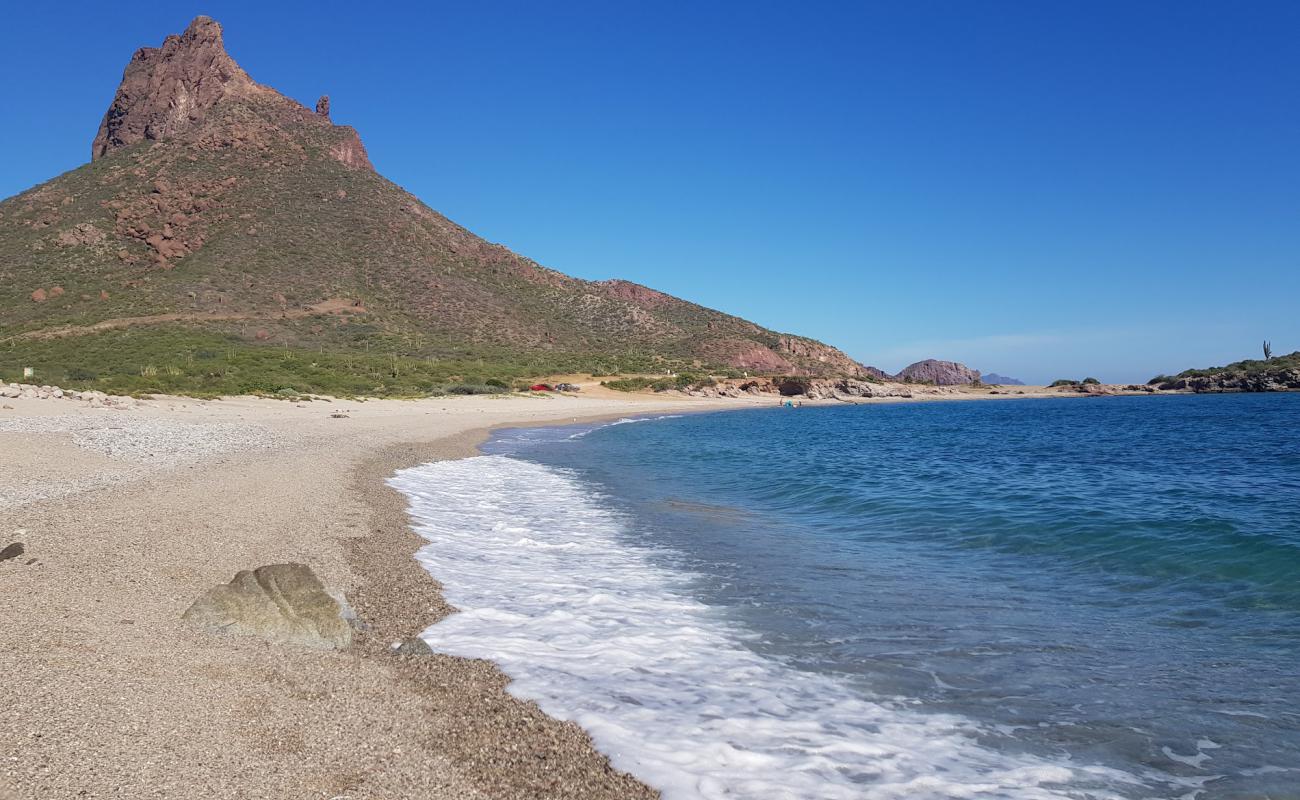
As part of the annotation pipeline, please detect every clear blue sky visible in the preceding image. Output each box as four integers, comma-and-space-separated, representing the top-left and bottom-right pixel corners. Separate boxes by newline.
3, 1, 1297, 383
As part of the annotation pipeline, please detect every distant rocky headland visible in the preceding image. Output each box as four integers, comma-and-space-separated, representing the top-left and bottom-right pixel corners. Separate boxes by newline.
981, 373, 1025, 386
1150, 351, 1300, 393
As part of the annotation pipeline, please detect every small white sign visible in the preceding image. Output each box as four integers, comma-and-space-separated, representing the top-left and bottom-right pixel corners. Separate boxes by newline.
22, 367, 34, 379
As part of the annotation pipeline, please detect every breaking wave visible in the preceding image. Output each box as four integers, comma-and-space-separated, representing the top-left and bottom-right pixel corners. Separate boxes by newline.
390, 455, 1136, 799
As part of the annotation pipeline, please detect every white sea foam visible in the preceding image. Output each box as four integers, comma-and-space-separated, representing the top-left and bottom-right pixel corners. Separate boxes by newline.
567, 414, 684, 439
391, 455, 1137, 800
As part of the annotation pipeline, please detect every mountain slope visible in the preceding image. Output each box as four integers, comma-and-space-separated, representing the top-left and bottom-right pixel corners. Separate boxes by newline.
0, 17, 865, 393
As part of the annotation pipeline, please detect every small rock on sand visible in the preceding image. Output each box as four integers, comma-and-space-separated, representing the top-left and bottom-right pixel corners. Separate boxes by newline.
393, 637, 433, 656
182, 563, 353, 650
0, 542, 25, 562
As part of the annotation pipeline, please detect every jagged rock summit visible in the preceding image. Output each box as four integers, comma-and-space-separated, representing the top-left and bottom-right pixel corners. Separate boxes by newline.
1, 16, 868, 381
91, 16, 371, 170
93, 17, 252, 159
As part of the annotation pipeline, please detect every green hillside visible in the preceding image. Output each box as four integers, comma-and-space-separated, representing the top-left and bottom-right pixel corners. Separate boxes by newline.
0, 17, 864, 396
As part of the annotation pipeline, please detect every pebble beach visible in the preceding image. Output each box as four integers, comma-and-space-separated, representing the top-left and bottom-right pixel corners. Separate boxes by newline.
0, 387, 750, 799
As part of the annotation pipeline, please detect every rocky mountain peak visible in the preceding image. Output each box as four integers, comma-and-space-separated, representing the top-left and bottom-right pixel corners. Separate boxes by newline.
2, 16, 861, 385
92, 16, 256, 160
894, 359, 981, 385
90, 17, 371, 171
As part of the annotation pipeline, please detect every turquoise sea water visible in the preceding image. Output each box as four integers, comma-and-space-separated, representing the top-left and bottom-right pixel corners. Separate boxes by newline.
403, 394, 1299, 798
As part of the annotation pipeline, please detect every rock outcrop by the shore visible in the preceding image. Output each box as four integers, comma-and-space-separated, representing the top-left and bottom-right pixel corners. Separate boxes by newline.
1, 383, 124, 406
1157, 369, 1300, 393
682, 376, 978, 401
182, 563, 354, 650
1153, 351, 1300, 393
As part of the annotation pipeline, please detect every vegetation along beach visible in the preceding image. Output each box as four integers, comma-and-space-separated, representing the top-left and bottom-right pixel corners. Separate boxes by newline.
2, 6, 1297, 799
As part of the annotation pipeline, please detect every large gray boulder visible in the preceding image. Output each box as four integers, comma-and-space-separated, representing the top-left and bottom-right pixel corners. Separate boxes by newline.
182, 563, 353, 650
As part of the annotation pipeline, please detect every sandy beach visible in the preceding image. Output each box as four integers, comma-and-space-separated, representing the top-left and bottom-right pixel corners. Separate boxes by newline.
0, 382, 1103, 799
0, 388, 763, 799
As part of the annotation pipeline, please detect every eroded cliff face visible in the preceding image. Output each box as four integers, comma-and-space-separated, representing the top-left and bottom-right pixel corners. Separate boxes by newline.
93, 17, 256, 159
775, 336, 870, 377
91, 16, 371, 171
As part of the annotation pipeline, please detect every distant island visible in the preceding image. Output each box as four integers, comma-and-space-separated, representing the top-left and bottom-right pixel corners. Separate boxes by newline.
981, 373, 1025, 386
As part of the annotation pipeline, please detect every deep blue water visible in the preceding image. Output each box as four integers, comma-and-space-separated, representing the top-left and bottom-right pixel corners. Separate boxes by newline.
487, 394, 1300, 798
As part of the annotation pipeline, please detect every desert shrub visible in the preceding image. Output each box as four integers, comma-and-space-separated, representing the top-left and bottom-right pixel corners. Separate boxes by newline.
602, 377, 656, 392
0, 323, 792, 399
639, 373, 714, 391
1049, 379, 1077, 387
1081, 377, 1101, 385
445, 383, 501, 395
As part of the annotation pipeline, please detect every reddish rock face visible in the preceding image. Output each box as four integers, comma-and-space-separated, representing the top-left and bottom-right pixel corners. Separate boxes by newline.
894, 359, 981, 385
30, 288, 47, 302
599, 279, 672, 308
328, 130, 372, 170
90, 16, 373, 171
92, 17, 255, 160
728, 344, 795, 373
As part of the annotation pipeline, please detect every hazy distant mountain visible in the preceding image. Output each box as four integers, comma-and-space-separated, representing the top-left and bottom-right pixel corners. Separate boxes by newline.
981, 373, 1025, 385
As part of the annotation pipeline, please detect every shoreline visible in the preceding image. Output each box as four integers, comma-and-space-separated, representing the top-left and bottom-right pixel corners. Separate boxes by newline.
341, 411, 710, 800
0, 392, 742, 799
0, 387, 1211, 799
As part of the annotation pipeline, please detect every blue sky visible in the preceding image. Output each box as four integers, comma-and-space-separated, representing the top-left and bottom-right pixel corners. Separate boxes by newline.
2, 1, 1297, 383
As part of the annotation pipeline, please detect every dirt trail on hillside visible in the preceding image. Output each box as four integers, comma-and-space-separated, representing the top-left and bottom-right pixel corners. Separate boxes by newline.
2, 299, 365, 342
